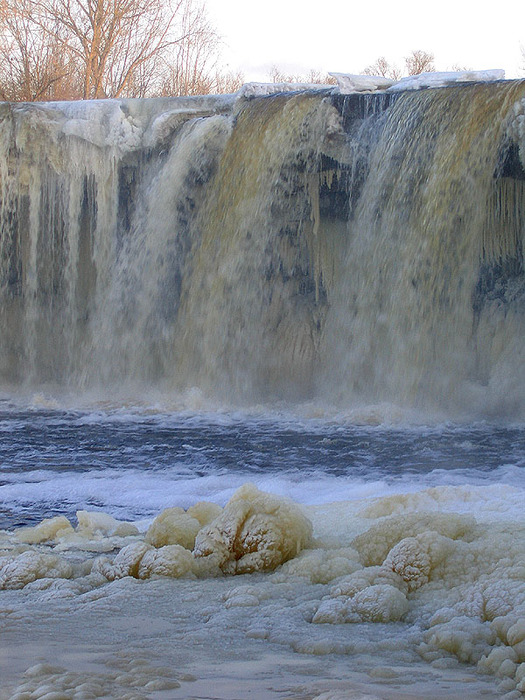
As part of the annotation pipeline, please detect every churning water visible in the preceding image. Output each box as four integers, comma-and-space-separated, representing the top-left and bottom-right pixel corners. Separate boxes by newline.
0, 80, 524, 699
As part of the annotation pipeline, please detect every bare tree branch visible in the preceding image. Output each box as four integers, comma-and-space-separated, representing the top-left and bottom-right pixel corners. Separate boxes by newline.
0, 0, 222, 100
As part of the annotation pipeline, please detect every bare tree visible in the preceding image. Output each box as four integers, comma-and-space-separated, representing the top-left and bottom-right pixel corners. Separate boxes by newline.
0, 0, 226, 100
363, 49, 435, 80
269, 66, 301, 84
304, 69, 337, 86
22, 0, 219, 99
0, 0, 80, 100
267, 66, 337, 85
211, 70, 245, 94
405, 49, 435, 75
157, 0, 220, 96
363, 56, 402, 80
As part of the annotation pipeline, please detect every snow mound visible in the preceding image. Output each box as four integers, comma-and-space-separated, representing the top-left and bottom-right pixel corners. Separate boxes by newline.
327, 69, 505, 95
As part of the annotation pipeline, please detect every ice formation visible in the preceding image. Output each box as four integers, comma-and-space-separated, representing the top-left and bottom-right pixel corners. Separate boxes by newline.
388, 69, 506, 92
236, 82, 331, 98
193, 483, 313, 574
328, 69, 505, 95
2, 484, 525, 695
239, 69, 506, 99
329, 73, 395, 92
1, 485, 313, 587
308, 501, 525, 695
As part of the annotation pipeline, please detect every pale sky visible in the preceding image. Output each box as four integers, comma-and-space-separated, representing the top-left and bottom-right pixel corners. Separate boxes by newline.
205, 0, 525, 83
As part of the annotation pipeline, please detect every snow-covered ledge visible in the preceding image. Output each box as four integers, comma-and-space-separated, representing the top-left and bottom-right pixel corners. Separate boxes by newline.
237, 82, 331, 98
235, 69, 506, 100
328, 73, 395, 92
387, 69, 505, 92
329, 69, 505, 94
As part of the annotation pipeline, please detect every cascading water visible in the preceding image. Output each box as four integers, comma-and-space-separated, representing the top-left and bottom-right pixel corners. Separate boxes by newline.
0, 82, 524, 417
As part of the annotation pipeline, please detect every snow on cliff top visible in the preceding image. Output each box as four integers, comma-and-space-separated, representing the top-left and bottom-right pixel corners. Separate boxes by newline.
238, 69, 506, 98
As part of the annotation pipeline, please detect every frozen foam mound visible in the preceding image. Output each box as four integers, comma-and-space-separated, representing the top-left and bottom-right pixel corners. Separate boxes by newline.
16, 515, 74, 544
95, 485, 312, 579
145, 501, 221, 548
310, 507, 525, 695
275, 546, 362, 584
313, 583, 409, 623
6, 656, 185, 699
92, 485, 312, 579
193, 483, 313, 574
0, 550, 73, 590
145, 507, 202, 549
5, 484, 525, 695
2, 486, 313, 589
92, 542, 195, 580
75, 510, 139, 538
14, 510, 140, 554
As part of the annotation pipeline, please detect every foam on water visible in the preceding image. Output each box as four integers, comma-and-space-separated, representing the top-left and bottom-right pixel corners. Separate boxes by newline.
0, 401, 523, 525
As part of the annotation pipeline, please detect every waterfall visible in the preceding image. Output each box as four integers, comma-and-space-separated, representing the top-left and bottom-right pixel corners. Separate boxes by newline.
0, 83, 524, 417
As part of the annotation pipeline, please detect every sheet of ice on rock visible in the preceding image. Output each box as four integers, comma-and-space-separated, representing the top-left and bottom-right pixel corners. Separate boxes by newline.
1, 405, 524, 699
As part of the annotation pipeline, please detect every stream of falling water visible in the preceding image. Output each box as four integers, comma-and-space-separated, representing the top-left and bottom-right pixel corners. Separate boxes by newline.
0, 83, 523, 417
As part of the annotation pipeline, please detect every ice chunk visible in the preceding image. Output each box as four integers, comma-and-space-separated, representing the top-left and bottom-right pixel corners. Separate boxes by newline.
329, 73, 395, 93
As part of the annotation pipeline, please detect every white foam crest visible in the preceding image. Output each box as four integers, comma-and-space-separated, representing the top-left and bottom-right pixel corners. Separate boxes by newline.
2, 462, 524, 530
